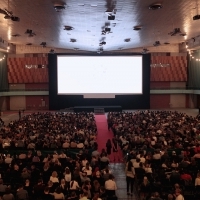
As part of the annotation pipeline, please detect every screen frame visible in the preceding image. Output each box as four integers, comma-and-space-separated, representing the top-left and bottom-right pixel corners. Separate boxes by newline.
56, 55, 143, 95
48, 53, 150, 110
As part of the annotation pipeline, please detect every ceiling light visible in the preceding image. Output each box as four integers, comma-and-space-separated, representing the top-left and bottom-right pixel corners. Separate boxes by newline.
141, 48, 149, 54
153, 41, 161, 46
64, 26, 74, 31
124, 38, 131, 42
70, 39, 76, 43
105, 27, 111, 32
49, 49, 55, 54
4, 15, 10, 19
133, 26, 142, 31
0, 8, 20, 21
54, 3, 65, 12
149, 3, 162, 10
97, 47, 103, 54
40, 42, 46, 47
108, 15, 115, 20
11, 16, 20, 21
25, 29, 36, 37
12, 34, 20, 37
99, 41, 106, 46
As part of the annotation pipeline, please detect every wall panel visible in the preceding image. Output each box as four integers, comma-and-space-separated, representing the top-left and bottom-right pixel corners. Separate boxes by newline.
150, 94, 170, 109
10, 96, 26, 110
170, 94, 186, 108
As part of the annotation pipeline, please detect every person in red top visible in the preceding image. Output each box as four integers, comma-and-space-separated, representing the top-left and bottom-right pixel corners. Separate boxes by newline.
180, 171, 192, 181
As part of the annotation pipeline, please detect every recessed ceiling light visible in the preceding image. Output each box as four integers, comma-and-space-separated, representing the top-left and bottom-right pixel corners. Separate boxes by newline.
12, 34, 20, 37
64, 26, 74, 31
124, 38, 131, 42
149, 3, 162, 10
54, 3, 65, 12
70, 39, 76, 43
133, 26, 142, 30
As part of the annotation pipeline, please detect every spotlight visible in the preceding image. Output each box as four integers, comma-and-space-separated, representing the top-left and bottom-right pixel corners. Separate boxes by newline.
193, 15, 200, 20
40, 42, 46, 47
49, 49, 55, 54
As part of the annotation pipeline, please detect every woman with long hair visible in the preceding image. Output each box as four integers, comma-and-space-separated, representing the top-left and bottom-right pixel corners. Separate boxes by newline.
125, 160, 135, 196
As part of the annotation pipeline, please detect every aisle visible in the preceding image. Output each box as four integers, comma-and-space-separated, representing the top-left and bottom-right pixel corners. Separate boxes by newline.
95, 114, 123, 163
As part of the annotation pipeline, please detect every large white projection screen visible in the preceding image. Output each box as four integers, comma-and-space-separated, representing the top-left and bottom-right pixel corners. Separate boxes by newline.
57, 56, 142, 98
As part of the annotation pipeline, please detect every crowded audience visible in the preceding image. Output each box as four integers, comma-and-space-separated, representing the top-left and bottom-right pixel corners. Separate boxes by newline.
0, 112, 120, 200
108, 110, 200, 199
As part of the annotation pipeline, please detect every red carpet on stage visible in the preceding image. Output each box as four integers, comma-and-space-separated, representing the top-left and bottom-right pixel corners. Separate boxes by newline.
95, 114, 123, 163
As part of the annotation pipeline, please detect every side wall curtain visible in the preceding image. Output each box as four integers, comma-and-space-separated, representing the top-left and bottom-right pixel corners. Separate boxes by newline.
0, 52, 8, 91
188, 50, 200, 89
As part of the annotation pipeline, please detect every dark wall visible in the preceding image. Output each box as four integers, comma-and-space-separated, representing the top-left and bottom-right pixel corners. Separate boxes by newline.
49, 53, 150, 110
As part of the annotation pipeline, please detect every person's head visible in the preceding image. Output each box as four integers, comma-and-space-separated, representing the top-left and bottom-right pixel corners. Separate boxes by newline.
22, 168, 27, 173
174, 183, 180, 189
175, 189, 182, 196
55, 187, 62, 194
18, 184, 23, 189
108, 174, 114, 180
154, 192, 160, 198
44, 187, 50, 194
14, 164, 19, 171
168, 194, 174, 200
143, 176, 148, 184
96, 170, 101, 177
100, 186, 105, 193
82, 172, 87, 177
5, 187, 11, 194
31, 164, 35, 170
70, 191, 76, 197
93, 193, 100, 200
38, 179, 43, 185
81, 191, 88, 197
65, 167, 70, 174
52, 171, 58, 177
60, 179, 65, 185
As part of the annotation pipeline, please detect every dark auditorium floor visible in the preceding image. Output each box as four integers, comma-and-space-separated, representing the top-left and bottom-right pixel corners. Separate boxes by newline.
0, 108, 199, 200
